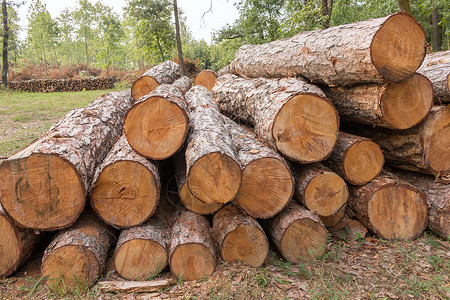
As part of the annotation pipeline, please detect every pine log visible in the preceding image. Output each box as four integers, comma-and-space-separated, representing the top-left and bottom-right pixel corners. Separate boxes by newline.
185, 85, 241, 204
0, 90, 133, 230
213, 74, 339, 163
228, 13, 426, 85
41, 214, 115, 291
131, 61, 180, 101
319, 204, 346, 227
324, 73, 433, 129
90, 135, 160, 228
212, 204, 269, 267
114, 217, 170, 280
292, 163, 348, 217
269, 202, 327, 263
124, 84, 189, 160
0, 205, 39, 277
98, 279, 176, 293
348, 171, 428, 240
417, 63, 450, 103
421, 50, 450, 67
222, 116, 293, 219
172, 76, 193, 94
194, 70, 217, 91
324, 132, 384, 185
169, 210, 217, 281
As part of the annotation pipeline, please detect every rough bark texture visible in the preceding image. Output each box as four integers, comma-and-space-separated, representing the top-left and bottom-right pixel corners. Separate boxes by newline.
131, 61, 180, 101
0, 90, 133, 230
172, 76, 192, 94
169, 210, 217, 281
185, 85, 241, 204
228, 13, 426, 86
421, 50, 450, 67
418, 63, 450, 103
90, 135, 160, 228
194, 70, 217, 91
213, 74, 339, 163
212, 204, 269, 267
98, 279, 176, 293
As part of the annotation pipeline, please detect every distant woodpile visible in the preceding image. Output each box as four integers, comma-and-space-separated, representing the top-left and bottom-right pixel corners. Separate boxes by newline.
7, 77, 114, 93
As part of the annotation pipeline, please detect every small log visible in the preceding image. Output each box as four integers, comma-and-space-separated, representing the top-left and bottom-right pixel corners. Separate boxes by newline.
194, 70, 217, 91
319, 204, 346, 227
418, 63, 450, 103
212, 204, 269, 267
172, 76, 192, 94
98, 278, 176, 293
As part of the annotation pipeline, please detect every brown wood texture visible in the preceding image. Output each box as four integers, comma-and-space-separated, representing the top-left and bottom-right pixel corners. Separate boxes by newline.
90, 135, 160, 228
228, 13, 425, 85
194, 70, 217, 91
418, 62, 450, 103
0, 90, 133, 231
212, 204, 269, 267
7, 78, 114, 93
319, 204, 346, 227
213, 74, 339, 163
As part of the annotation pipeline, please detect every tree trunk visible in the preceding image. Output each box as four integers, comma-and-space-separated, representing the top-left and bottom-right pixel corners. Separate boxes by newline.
2, 0, 7, 89
155, 29, 165, 62
194, 69, 217, 91
173, 0, 185, 77
323, 132, 384, 185
421, 50, 449, 67
90, 135, 160, 229
347, 171, 428, 240
0, 90, 134, 230
41, 214, 115, 291
212, 204, 269, 267
397, 0, 412, 15
417, 63, 449, 104
222, 115, 293, 219
228, 13, 426, 86
213, 74, 339, 163
131, 60, 180, 101
324, 73, 433, 129
431, 7, 442, 52
0, 205, 38, 277
185, 85, 241, 204
321, 0, 333, 29
172, 76, 192, 94
169, 210, 217, 281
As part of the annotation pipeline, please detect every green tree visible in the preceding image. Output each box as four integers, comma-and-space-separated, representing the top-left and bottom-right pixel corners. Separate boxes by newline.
98, 9, 125, 74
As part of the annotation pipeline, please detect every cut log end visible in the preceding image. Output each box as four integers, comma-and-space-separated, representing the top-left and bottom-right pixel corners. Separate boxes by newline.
124, 97, 188, 160
0, 153, 84, 230
371, 13, 426, 82
381, 74, 433, 129
194, 70, 217, 91
115, 239, 168, 280
187, 152, 242, 204
273, 94, 339, 162
319, 204, 346, 227
343, 140, 384, 185
131, 76, 159, 101
235, 157, 293, 219
170, 243, 215, 281
0, 215, 21, 276
90, 161, 159, 228
179, 182, 222, 215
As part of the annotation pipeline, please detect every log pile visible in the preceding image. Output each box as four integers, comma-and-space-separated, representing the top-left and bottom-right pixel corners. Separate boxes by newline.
7, 77, 114, 93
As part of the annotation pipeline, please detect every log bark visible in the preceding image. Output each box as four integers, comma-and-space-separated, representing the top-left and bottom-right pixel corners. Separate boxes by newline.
90, 135, 160, 228
213, 74, 339, 163
0, 205, 38, 277
324, 73, 433, 129
169, 210, 217, 281
212, 204, 269, 267
221, 116, 293, 219
98, 279, 176, 293
324, 132, 384, 185
228, 13, 426, 85
41, 214, 115, 291
421, 50, 450, 67
291, 163, 348, 217
0, 90, 134, 230
131, 61, 180, 101
185, 85, 241, 204
114, 217, 170, 280
194, 70, 217, 91
418, 63, 450, 104
347, 171, 428, 240
269, 202, 327, 263
124, 84, 189, 160
172, 76, 192, 94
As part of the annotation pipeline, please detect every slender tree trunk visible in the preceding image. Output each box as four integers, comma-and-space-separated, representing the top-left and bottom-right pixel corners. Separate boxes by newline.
154, 30, 165, 61
84, 34, 89, 74
321, 0, 333, 29
397, 0, 412, 15
173, 0, 185, 76
431, 7, 442, 51
2, 0, 8, 89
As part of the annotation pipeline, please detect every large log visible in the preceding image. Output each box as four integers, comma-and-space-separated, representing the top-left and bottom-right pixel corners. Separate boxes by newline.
324, 73, 433, 129
131, 61, 180, 101
185, 85, 241, 204
228, 13, 426, 85
418, 63, 450, 104
90, 135, 160, 228
0, 90, 134, 230
213, 74, 339, 163
348, 171, 428, 240
194, 70, 217, 91
324, 132, 384, 185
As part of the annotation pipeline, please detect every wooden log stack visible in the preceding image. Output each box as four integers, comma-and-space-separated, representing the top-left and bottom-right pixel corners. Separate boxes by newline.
7, 77, 114, 93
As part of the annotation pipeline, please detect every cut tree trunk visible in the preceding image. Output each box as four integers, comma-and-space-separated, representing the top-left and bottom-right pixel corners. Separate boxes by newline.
0, 205, 38, 277
90, 135, 160, 228
124, 84, 189, 160
421, 50, 450, 67
41, 214, 115, 291
418, 63, 450, 103
185, 85, 241, 204
222, 115, 293, 219
131, 61, 180, 101
347, 171, 428, 240
324, 132, 384, 185
319, 204, 346, 227
194, 70, 217, 91
268, 202, 327, 263
212, 204, 269, 267
114, 217, 170, 280
324, 73, 433, 129
228, 13, 426, 85
291, 163, 348, 217
172, 76, 192, 94
213, 74, 339, 163
169, 210, 217, 281
0, 90, 133, 230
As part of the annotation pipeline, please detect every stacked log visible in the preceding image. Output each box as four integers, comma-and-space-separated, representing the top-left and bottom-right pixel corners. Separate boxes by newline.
194, 70, 217, 91
417, 50, 450, 103
7, 77, 114, 93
